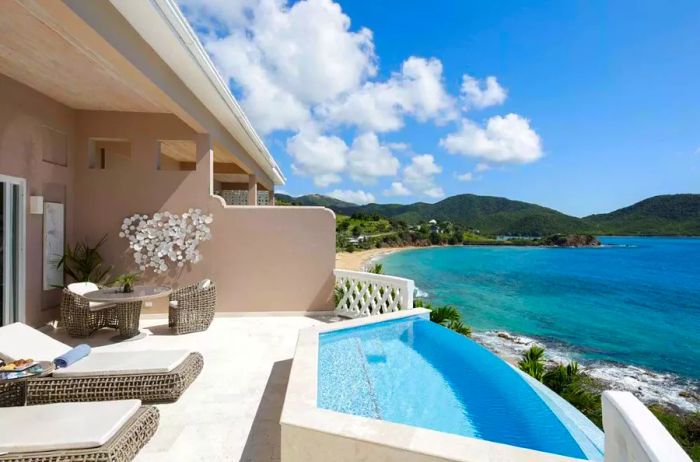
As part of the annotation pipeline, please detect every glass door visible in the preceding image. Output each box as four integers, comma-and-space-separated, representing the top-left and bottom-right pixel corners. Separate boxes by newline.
0, 175, 26, 326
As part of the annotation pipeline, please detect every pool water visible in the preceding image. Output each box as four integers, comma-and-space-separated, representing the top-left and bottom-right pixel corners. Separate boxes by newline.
318, 316, 603, 460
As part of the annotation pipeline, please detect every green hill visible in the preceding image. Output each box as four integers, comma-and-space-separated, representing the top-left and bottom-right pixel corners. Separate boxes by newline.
333, 194, 589, 236
275, 192, 700, 236
275, 193, 356, 208
584, 194, 700, 235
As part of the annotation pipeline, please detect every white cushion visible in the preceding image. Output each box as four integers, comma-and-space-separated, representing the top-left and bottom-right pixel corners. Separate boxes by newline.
89, 301, 116, 312
0, 323, 69, 363
198, 279, 211, 291
0, 400, 141, 454
53, 350, 190, 377
169, 300, 179, 309
67, 282, 100, 296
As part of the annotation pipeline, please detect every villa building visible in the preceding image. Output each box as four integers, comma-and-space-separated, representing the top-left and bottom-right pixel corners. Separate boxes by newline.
0, 2, 690, 462
0, 0, 336, 327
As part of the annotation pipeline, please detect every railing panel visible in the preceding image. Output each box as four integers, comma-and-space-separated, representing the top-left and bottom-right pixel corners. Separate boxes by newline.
334, 269, 415, 318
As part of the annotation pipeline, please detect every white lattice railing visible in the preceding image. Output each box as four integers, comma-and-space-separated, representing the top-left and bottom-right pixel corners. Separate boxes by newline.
334, 269, 415, 318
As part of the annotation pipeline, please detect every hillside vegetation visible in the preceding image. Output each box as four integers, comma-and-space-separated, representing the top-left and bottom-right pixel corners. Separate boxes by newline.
584, 194, 700, 235
278, 193, 700, 236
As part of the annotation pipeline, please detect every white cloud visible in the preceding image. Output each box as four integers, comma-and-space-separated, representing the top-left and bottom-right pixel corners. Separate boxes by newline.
188, 0, 376, 134
456, 172, 473, 182
402, 154, 444, 198
286, 128, 348, 187
386, 142, 409, 151
327, 189, 376, 204
475, 162, 490, 172
384, 181, 411, 197
440, 114, 543, 164
319, 57, 456, 132
460, 75, 507, 110
347, 133, 400, 184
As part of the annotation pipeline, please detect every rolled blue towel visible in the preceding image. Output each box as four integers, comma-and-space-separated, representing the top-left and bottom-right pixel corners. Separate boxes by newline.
53, 344, 91, 368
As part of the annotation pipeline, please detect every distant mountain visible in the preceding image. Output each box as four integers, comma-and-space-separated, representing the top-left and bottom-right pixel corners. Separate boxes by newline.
275, 193, 356, 208
332, 194, 588, 236
583, 194, 700, 235
276, 192, 700, 236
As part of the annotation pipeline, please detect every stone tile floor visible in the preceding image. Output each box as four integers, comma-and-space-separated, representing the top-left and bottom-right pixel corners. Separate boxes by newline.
47, 314, 332, 461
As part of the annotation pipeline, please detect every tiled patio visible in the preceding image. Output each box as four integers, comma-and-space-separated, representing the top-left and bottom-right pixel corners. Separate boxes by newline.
46, 314, 327, 462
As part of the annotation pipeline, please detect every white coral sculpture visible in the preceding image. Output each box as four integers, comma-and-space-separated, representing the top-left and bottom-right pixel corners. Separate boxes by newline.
119, 209, 213, 274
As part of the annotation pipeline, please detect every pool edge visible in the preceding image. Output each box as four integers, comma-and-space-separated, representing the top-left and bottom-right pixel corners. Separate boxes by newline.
281, 309, 590, 462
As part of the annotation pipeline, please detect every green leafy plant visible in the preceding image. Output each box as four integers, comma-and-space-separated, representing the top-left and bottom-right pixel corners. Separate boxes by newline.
333, 285, 345, 307
367, 263, 383, 274
518, 345, 546, 381
429, 305, 461, 324
424, 303, 472, 337
447, 319, 473, 336
56, 235, 112, 285
113, 273, 140, 294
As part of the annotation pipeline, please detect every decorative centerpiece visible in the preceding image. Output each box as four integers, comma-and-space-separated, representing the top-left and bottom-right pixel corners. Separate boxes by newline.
119, 209, 213, 274
114, 273, 139, 294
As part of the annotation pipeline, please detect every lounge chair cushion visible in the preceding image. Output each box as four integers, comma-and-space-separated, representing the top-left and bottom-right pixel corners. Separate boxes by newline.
53, 350, 191, 377
0, 322, 69, 362
0, 400, 141, 453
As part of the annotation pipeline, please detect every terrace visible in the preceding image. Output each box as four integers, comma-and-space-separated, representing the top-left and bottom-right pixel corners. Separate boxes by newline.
0, 1, 691, 462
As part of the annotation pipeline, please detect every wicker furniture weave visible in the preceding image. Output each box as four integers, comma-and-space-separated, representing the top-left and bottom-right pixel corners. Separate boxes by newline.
60, 288, 119, 338
169, 281, 216, 335
0, 405, 159, 462
24, 352, 203, 405
0, 383, 24, 407
114, 301, 143, 338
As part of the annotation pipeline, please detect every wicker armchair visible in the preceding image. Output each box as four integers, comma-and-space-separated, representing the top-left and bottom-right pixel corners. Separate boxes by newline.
60, 282, 119, 338
168, 280, 216, 335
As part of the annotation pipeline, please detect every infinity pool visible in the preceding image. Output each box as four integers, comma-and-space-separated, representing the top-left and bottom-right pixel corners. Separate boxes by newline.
318, 315, 604, 460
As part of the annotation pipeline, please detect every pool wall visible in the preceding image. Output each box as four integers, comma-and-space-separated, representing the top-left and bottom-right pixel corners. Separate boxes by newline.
280, 309, 589, 462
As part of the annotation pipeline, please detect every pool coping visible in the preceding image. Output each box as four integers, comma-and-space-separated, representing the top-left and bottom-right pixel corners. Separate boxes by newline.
281, 309, 591, 462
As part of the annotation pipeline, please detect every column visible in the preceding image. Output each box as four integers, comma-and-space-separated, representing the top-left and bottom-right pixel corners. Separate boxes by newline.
247, 174, 257, 206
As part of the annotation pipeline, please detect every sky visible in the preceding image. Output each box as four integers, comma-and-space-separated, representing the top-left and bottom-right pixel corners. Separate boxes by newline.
178, 0, 700, 217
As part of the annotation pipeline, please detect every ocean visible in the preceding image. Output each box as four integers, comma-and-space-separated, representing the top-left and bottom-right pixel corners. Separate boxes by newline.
379, 237, 700, 411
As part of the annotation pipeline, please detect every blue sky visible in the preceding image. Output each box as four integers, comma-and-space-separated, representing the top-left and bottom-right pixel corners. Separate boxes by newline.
180, 0, 700, 216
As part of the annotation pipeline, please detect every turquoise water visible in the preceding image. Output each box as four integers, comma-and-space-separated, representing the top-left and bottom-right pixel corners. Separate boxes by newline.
318, 316, 603, 459
380, 237, 700, 382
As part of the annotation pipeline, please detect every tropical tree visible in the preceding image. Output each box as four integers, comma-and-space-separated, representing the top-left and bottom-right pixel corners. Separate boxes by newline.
429, 305, 460, 324
518, 345, 546, 381
368, 263, 383, 274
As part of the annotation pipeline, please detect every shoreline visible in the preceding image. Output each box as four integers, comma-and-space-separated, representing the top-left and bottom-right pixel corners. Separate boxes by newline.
473, 329, 700, 412
335, 246, 419, 271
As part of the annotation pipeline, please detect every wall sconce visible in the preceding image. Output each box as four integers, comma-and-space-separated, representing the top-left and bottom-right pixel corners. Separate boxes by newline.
30, 196, 44, 214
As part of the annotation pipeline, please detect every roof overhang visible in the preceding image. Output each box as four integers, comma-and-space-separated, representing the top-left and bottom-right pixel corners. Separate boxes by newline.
107, 0, 285, 185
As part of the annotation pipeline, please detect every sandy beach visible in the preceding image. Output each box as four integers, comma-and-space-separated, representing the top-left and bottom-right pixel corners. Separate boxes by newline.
335, 246, 417, 271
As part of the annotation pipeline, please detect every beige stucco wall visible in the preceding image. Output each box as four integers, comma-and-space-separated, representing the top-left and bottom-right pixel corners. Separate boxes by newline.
0, 74, 76, 325
73, 111, 335, 313
1, 73, 335, 325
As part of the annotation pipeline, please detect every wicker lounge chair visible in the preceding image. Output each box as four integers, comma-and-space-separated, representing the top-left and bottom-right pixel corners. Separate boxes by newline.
169, 280, 216, 335
0, 400, 158, 462
60, 282, 119, 338
0, 323, 203, 405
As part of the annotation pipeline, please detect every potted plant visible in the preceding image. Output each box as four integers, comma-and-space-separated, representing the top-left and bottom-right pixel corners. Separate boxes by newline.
114, 273, 140, 294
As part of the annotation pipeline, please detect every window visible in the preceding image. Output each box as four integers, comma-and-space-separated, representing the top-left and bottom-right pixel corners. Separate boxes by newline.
158, 140, 196, 171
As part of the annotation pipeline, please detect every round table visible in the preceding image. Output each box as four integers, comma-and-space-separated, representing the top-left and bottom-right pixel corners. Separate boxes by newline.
84, 286, 172, 338
0, 361, 54, 406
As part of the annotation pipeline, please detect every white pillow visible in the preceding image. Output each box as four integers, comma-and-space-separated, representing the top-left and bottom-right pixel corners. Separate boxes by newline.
67, 282, 100, 296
